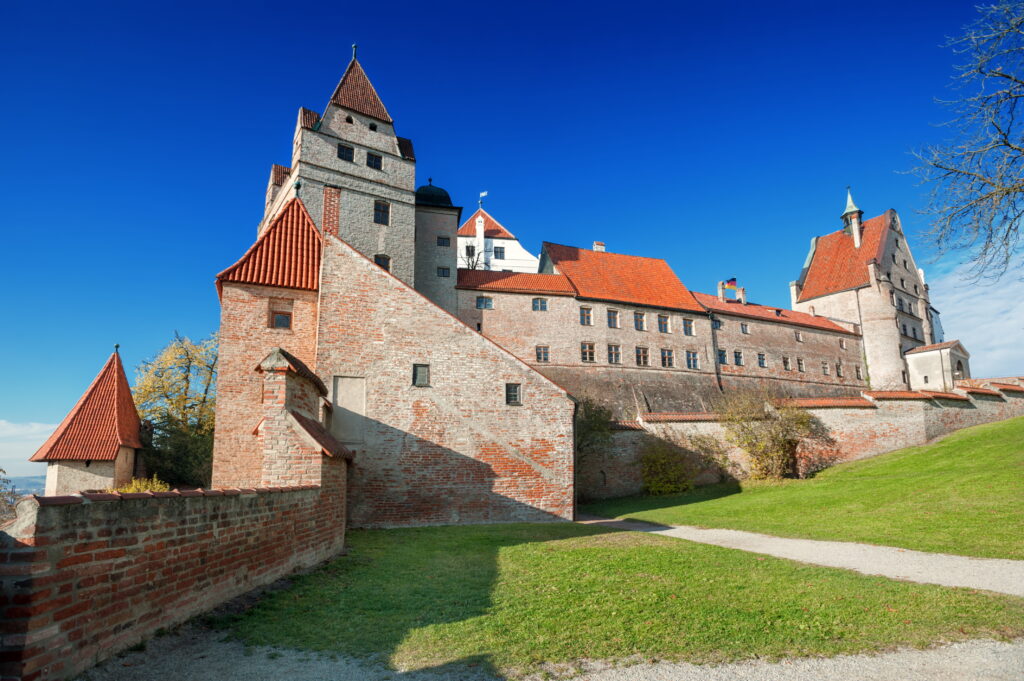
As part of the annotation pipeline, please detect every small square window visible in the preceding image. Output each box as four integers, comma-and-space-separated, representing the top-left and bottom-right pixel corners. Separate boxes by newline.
635, 347, 650, 366
757, 352, 767, 368
740, 323, 750, 335
476, 296, 493, 309
733, 350, 743, 366
412, 364, 430, 387
493, 246, 505, 259
923, 374, 929, 384
366, 152, 383, 170
535, 346, 550, 363
717, 349, 727, 364
607, 344, 621, 364
797, 358, 806, 372
374, 200, 390, 225
532, 298, 548, 311
607, 309, 620, 328
437, 236, 450, 247
658, 315, 670, 333
437, 267, 450, 277
634, 312, 646, 331
580, 307, 593, 326
683, 319, 694, 336
465, 244, 476, 258
712, 319, 723, 330
581, 342, 595, 363
374, 254, 391, 271
505, 383, 522, 405
686, 350, 699, 369
337, 144, 354, 162
271, 312, 292, 329
783, 356, 792, 371
660, 348, 674, 368
369, 122, 378, 131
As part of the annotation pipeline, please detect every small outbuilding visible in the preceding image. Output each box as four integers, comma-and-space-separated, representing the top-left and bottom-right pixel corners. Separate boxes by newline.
905, 340, 971, 392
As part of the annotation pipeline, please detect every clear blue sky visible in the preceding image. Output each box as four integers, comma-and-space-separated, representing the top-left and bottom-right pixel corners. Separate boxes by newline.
3, 0, 1021, 475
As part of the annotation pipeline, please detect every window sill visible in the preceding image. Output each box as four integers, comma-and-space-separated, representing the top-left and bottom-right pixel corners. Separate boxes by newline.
506, 402, 523, 407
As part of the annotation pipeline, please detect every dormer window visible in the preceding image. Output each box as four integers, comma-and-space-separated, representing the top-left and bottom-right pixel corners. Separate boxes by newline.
345, 115, 354, 124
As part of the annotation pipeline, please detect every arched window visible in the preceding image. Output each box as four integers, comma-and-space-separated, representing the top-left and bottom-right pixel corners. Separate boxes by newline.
954, 360, 964, 379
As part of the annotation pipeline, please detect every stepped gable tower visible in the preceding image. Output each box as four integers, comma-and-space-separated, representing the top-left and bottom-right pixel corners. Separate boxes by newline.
790, 190, 940, 388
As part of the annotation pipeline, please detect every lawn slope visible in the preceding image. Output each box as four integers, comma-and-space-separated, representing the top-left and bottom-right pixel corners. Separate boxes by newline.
583, 416, 1024, 559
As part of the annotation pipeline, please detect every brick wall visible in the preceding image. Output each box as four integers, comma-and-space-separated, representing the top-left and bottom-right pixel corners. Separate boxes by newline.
0, 481, 347, 681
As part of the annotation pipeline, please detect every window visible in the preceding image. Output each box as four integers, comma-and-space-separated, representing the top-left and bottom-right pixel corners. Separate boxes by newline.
890, 291, 896, 306
902, 323, 908, 336
794, 330, 803, 342
783, 356, 792, 371
733, 350, 744, 366
535, 346, 549, 363
822, 361, 830, 376
923, 374, 929, 384
797, 358, 805, 372
900, 278, 906, 289
634, 312, 646, 331
686, 350, 699, 369
271, 312, 292, 329
337, 144, 354, 162
476, 296, 493, 309
914, 284, 919, 294
635, 347, 650, 366
580, 307, 593, 326
373, 200, 390, 225
717, 349, 727, 364
740, 322, 750, 335
374, 254, 391, 271
493, 246, 505, 259
607, 344, 621, 364
505, 383, 522, 405
908, 302, 914, 315
661, 348, 674, 368
412, 364, 430, 387
465, 244, 476, 258
607, 309, 620, 328
532, 298, 548, 311
712, 319, 723, 330
369, 122, 378, 131
902, 370, 908, 384
912, 327, 918, 339
903, 259, 908, 269
757, 352, 767, 368
345, 115, 353, 124
891, 253, 897, 263
855, 365, 863, 380
437, 236, 450, 247
581, 342, 596, 363
658, 314, 670, 333
839, 338, 847, 350
897, 298, 904, 311
436, 267, 450, 277
836, 363, 843, 378
683, 319, 694, 336
366, 152, 383, 170
896, 238, 901, 249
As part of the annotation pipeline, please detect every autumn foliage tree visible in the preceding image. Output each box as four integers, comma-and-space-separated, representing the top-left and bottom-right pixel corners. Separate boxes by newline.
133, 333, 218, 487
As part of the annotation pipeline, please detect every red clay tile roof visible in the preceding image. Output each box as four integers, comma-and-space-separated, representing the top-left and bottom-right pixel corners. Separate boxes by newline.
863, 391, 932, 400
216, 198, 321, 295
270, 164, 291, 187
397, 137, 415, 161
544, 243, 704, 313
775, 397, 875, 409
904, 340, 963, 355
642, 412, 721, 422
456, 269, 576, 296
290, 411, 354, 459
256, 348, 326, 395
457, 208, 516, 239
299, 107, 321, 130
610, 420, 644, 431
329, 58, 393, 123
919, 391, 971, 401
692, 292, 858, 335
991, 382, 1024, 393
798, 211, 893, 302
960, 386, 1003, 397
30, 352, 141, 462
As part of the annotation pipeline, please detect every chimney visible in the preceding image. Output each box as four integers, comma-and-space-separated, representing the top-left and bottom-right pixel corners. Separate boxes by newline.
592, 241, 606, 252
323, 186, 340, 237
738, 287, 747, 305
717, 281, 726, 302
475, 215, 485, 268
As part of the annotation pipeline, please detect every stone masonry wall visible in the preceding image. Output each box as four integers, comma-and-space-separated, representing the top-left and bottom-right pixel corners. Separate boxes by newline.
0, 483, 348, 681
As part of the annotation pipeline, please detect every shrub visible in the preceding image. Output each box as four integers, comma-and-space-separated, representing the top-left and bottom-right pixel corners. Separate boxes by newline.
716, 390, 815, 480
640, 439, 696, 495
111, 476, 172, 493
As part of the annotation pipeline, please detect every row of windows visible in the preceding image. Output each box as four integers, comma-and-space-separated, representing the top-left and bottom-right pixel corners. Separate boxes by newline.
337, 143, 384, 170
465, 244, 506, 259
567, 342, 697, 368
412, 363, 522, 405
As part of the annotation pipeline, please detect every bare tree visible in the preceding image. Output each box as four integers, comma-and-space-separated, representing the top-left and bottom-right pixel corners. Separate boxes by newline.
913, 2, 1024, 280
460, 246, 492, 270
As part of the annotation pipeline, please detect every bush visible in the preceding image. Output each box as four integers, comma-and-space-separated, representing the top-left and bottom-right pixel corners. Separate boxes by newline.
716, 390, 815, 480
640, 440, 696, 495
111, 476, 172, 493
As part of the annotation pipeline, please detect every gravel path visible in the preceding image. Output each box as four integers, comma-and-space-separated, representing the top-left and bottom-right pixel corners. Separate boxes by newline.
75, 625, 1024, 681
577, 516, 1024, 597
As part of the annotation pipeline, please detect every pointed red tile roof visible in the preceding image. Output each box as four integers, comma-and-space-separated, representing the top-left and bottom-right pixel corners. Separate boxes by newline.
299, 107, 321, 130
904, 340, 965, 355
456, 269, 576, 296
329, 59, 393, 123
797, 211, 893, 302
457, 208, 517, 239
30, 352, 141, 462
216, 198, 322, 295
270, 164, 291, 187
692, 292, 858, 335
290, 411, 354, 460
543, 242, 704, 313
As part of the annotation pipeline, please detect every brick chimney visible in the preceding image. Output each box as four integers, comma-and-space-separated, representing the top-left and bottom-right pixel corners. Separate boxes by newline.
323, 186, 340, 237
737, 287, 747, 305
592, 241, 606, 252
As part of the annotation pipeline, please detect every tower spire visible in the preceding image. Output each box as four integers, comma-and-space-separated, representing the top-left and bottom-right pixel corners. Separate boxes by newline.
352, 43, 358, 61
843, 186, 859, 216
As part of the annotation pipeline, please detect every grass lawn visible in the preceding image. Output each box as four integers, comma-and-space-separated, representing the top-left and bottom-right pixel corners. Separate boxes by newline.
583, 416, 1024, 560
224, 523, 1024, 677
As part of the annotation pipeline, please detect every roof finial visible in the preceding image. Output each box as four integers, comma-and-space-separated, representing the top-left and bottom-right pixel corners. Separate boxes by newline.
478, 190, 488, 208
843, 186, 860, 215
114, 343, 120, 354
428, 177, 433, 185
352, 43, 358, 60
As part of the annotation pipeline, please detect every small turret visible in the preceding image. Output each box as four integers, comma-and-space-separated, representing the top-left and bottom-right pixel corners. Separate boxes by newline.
841, 187, 864, 248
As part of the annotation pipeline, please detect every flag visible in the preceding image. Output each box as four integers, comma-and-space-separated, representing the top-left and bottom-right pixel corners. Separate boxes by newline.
479, 191, 488, 198
724, 277, 738, 290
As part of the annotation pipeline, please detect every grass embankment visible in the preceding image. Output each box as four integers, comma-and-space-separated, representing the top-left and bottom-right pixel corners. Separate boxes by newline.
583, 416, 1024, 559
226, 523, 1024, 677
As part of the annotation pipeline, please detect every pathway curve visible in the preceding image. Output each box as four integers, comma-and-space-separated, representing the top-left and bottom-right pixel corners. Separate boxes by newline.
577, 516, 1024, 597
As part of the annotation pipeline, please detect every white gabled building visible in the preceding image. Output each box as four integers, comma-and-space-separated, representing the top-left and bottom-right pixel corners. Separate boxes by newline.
456, 208, 540, 273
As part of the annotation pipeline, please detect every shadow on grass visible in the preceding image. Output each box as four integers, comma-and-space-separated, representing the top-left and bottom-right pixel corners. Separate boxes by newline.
579, 479, 742, 521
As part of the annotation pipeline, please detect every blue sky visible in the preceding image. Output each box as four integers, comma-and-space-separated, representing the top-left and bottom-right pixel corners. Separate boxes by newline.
2, 0, 1022, 476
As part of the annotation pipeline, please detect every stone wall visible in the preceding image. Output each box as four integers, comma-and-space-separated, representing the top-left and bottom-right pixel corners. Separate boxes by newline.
0, 482, 348, 681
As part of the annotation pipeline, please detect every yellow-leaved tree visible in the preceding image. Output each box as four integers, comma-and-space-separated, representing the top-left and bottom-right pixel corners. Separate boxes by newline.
133, 333, 218, 487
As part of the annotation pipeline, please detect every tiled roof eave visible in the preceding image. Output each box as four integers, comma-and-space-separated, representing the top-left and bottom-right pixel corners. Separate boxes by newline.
707, 308, 860, 336
574, 295, 706, 315
455, 285, 576, 296
797, 282, 870, 304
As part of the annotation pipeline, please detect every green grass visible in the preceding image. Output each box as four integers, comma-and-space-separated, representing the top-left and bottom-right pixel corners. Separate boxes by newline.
225, 524, 1024, 677
583, 416, 1024, 559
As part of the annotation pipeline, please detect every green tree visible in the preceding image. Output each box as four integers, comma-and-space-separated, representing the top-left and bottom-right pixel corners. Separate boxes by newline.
133, 333, 218, 487
0, 468, 17, 518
